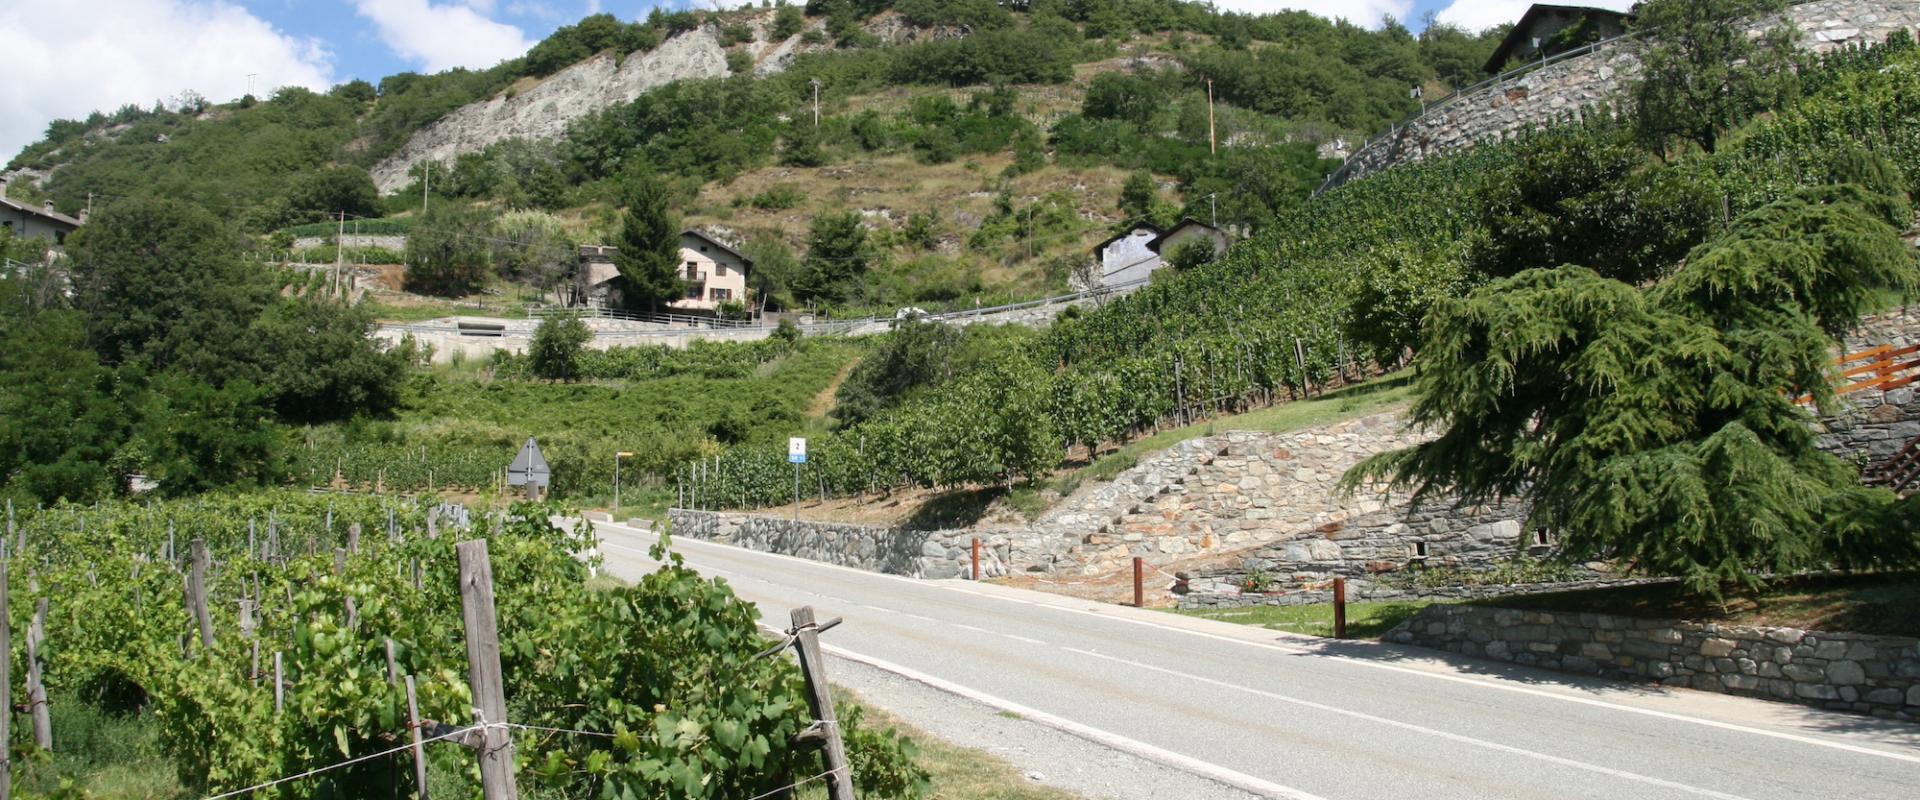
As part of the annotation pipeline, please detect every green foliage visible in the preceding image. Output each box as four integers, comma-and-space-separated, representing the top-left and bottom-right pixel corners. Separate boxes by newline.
0, 308, 126, 504
7, 497, 928, 800
1344, 241, 1472, 364
491, 210, 577, 297
134, 374, 284, 495
794, 211, 869, 304
774, 3, 807, 39
247, 299, 406, 423
1083, 72, 1160, 125
612, 171, 685, 310
833, 319, 964, 426
267, 166, 382, 231
1470, 127, 1718, 284
1347, 183, 1920, 593
1119, 171, 1157, 219
530, 313, 593, 381
404, 205, 494, 296
66, 198, 272, 378
1631, 0, 1800, 154
1164, 237, 1219, 271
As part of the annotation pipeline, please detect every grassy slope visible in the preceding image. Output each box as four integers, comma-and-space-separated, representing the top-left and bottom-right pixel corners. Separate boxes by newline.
1174, 601, 1431, 640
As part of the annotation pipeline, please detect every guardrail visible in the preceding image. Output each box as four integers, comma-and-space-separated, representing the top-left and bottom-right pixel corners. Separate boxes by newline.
1795, 343, 1920, 404
526, 305, 762, 328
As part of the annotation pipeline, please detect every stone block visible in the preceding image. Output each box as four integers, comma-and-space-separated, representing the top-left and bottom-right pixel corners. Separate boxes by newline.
1783, 664, 1826, 682
1722, 674, 1760, 691
1827, 660, 1866, 686
1700, 638, 1736, 657
1650, 627, 1685, 644
1795, 683, 1841, 701
1864, 688, 1903, 705
1765, 628, 1806, 645
1907, 685, 1920, 707
1813, 640, 1849, 660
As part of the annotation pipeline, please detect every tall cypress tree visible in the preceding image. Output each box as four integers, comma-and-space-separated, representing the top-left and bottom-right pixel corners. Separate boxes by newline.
612, 171, 683, 312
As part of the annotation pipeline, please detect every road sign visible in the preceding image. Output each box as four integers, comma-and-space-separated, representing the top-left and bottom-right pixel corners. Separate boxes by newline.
788, 437, 808, 464
506, 437, 551, 491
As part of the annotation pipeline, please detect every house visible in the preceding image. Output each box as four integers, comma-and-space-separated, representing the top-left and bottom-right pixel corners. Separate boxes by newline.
571, 229, 753, 313
1149, 219, 1232, 265
0, 176, 84, 247
1482, 3, 1633, 75
1088, 219, 1232, 289
671, 229, 751, 312
1091, 224, 1163, 288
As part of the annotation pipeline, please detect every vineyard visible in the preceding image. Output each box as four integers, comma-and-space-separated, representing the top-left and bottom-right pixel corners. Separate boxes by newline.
680, 31, 1920, 512
1, 491, 925, 798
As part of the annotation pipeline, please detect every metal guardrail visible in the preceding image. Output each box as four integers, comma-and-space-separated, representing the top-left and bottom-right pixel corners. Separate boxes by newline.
386, 277, 1156, 340
526, 305, 761, 328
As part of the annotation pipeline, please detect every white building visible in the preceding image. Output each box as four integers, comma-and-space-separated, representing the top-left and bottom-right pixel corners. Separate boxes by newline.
0, 177, 84, 248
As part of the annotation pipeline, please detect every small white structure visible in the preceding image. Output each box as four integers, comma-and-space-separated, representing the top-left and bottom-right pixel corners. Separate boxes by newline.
1092, 224, 1164, 288
1089, 219, 1232, 289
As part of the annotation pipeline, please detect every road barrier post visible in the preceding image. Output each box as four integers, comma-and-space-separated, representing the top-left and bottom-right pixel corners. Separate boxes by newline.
971, 538, 982, 581
1333, 577, 1347, 639
1133, 557, 1144, 608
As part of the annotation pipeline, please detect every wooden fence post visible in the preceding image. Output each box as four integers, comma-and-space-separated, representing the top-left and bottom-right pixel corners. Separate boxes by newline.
1333, 577, 1348, 639
28, 596, 52, 750
274, 651, 285, 714
0, 559, 11, 800
188, 538, 214, 652
457, 539, 518, 800
405, 674, 430, 800
790, 606, 855, 800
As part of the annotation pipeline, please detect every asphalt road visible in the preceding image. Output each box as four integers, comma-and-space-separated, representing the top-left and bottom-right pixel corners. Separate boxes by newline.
589, 519, 1920, 800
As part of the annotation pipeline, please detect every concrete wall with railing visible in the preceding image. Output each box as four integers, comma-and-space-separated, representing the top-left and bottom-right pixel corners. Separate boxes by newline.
1321, 0, 1920, 191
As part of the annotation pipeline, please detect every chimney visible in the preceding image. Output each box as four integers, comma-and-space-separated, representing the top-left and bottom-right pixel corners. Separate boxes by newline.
43, 200, 56, 214
0, 175, 8, 199
78, 208, 90, 224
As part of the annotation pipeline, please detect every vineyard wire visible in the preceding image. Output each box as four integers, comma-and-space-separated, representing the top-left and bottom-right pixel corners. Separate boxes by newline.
198, 723, 479, 800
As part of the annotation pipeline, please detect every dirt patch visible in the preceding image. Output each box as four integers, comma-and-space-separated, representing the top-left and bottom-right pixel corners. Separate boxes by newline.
808, 356, 862, 420
996, 548, 1241, 609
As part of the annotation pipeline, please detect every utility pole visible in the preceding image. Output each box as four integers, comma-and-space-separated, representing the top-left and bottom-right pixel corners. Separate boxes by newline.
246, 73, 257, 99
457, 539, 517, 800
335, 210, 346, 296
1206, 78, 1216, 156
1208, 193, 1217, 229
614, 451, 632, 511
422, 163, 431, 214
809, 78, 822, 127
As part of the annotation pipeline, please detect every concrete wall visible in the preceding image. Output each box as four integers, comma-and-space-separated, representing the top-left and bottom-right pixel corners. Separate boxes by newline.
1097, 227, 1162, 287
1388, 604, 1920, 720
1334, 0, 1920, 185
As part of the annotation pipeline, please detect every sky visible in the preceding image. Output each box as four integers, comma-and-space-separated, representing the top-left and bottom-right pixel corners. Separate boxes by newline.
0, 0, 1627, 164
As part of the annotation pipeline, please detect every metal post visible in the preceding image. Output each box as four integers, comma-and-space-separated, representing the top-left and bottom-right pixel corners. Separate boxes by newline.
971, 538, 982, 581
1333, 577, 1348, 639
793, 462, 801, 529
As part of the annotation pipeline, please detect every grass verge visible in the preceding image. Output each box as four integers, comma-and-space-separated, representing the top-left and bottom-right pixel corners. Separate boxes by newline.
1488, 572, 1920, 637
812, 692, 1086, 800
1172, 600, 1433, 640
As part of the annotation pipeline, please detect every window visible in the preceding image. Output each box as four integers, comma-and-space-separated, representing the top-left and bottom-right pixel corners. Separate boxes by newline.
710, 288, 732, 301
1411, 541, 1429, 559
1533, 528, 1553, 546
685, 285, 702, 299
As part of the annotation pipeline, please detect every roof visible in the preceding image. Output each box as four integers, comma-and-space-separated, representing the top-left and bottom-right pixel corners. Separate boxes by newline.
1483, 3, 1634, 74
0, 194, 83, 229
680, 228, 752, 268
1092, 223, 1163, 257
1147, 219, 1228, 254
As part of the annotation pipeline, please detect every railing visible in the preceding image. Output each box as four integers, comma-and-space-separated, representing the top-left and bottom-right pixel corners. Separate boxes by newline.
526, 305, 761, 329
1796, 343, 1920, 404
1864, 434, 1920, 496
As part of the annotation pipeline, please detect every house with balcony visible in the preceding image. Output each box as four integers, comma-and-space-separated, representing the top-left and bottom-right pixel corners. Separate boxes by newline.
572, 229, 753, 313
671, 229, 751, 312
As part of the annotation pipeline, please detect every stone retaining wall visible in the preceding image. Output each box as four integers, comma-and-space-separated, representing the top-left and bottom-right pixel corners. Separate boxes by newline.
1335, 0, 1920, 184
1388, 604, 1920, 720
666, 508, 1033, 579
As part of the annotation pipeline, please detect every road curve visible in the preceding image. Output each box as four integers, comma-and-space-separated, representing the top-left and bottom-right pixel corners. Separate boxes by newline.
590, 519, 1920, 800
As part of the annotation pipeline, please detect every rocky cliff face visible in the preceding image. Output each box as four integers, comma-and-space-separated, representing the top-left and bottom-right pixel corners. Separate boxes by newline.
369, 12, 968, 194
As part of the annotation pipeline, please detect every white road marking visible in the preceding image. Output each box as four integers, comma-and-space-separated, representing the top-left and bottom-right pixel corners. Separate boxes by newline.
819, 640, 1330, 800
597, 522, 1920, 766
1065, 647, 1758, 800
1001, 633, 1048, 645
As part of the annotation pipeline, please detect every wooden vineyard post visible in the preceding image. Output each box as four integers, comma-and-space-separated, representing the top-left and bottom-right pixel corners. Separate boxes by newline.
790, 606, 855, 800
457, 539, 518, 800
274, 651, 285, 714
405, 674, 430, 800
386, 638, 399, 685
27, 597, 51, 750
188, 539, 214, 652
1333, 577, 1348, 640
0, 558, 11, 800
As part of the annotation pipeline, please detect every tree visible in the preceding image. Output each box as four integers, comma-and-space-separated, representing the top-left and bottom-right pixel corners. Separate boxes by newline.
1119, 171, 1157, 220
1344, 242, 1472, 364
1630, 0, 1800, 155
0, 309, 128, 504
742, 232, 799, 311
1164, 238, 1219, 271
773, 3, 806, 39
793, 212, 868, 305
274, 165, 381, 229
248, 299, 405, 423
492, 211, 577, 301
530, 313, 593, 382
136, 375, 284, 496
1469, 129, 1717, 285
65, 198, 271, 379
1082, 73, 1158, 125
1345, 182, 1920, 594
404, 206, 494, 296
611, 171, 684, 311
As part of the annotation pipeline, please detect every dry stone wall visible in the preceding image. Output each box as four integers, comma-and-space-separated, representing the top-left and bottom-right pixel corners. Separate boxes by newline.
1335, 0, 1920, 184
1388, 604, 1920, 720
666, 508, 1028, 579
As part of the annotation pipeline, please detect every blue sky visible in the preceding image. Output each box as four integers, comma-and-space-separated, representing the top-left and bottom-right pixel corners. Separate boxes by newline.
2, 0, 1588, 162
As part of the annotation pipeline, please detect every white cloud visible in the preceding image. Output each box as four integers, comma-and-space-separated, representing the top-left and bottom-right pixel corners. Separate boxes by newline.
1208, 0, 1419, 28
0, 0, 334, 164
1433, 0, 1636, 33
353, 0, 536, 72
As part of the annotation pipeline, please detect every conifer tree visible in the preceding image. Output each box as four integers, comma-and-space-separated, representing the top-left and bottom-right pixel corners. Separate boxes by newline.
612, 170, 683, 312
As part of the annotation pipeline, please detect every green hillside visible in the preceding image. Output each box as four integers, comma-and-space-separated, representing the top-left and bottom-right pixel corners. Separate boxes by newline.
5, 2, 1503, 314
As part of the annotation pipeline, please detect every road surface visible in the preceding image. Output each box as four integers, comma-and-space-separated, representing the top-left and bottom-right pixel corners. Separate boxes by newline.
589, 519, 1920, 800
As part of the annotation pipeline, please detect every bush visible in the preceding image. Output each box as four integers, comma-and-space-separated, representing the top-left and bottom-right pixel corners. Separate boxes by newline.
529, 313, 593, 381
